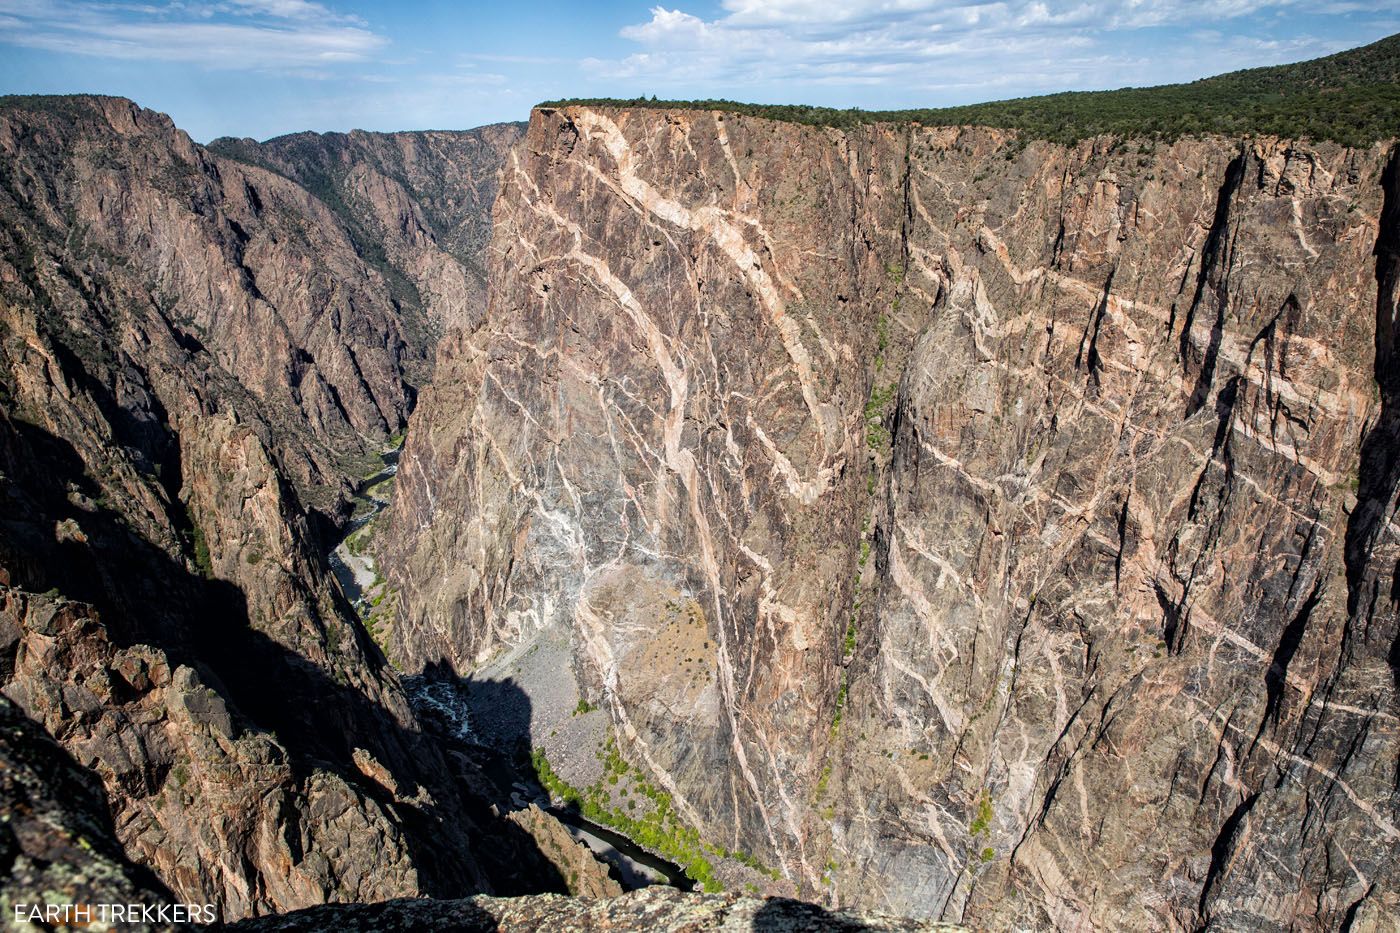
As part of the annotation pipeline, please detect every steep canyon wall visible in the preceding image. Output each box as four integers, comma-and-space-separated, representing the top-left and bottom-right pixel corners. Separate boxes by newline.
381, 105, 1400, 930
0, 96, 545, 918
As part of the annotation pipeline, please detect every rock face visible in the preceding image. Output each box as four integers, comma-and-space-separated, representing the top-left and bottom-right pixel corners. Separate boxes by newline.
231, 885, 963, 932
208, 122, 525, 339
0, 96, 428, 513
0, 694, 176, 930
0, 95, 565, 921
381, 105, 1400, 929
506, 805, 624, 899
4, 87, 1398, 931
0, 587, 451, 917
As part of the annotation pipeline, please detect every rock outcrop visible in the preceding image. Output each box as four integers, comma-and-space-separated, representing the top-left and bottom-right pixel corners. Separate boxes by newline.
0, 694, 176, 930
208, 122, 524, 339
1, 689, 900, 933
0, 587, 447, 917
506, 805, 624, 899
380, 105, 1400, 929
0, 95, 570, 921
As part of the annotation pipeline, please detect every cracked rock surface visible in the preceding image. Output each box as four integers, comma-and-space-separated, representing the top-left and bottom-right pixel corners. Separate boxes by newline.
2, 89, 1398, 931
0, 694, 175, 931
382, 105, 1400, 929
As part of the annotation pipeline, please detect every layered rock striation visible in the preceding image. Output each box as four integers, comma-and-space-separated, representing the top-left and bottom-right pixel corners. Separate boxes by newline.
381, 105, 1400, 929
3, 84, 1397, 931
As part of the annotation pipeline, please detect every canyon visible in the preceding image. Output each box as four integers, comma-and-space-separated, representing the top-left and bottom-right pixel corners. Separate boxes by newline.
1, 36, 1399, 933
376, 105, 1400, 930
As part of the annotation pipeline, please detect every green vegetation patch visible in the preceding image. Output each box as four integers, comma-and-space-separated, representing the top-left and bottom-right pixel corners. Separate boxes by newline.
830, 675, 849, 736
844, 533, 873, 662
542, 34, 1400, 147
970, 788, 994, 837
189, 521, 213, 578
864, 382, 897, 451
361, 584, 398, 655
532, 739, 777, 891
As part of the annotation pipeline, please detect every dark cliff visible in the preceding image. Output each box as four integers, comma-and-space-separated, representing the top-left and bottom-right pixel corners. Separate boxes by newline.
0, 95, 574, 919
208, 121, 525, 340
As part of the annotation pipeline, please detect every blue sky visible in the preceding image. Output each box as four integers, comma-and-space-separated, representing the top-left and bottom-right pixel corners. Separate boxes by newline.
1, 1, 1396, 141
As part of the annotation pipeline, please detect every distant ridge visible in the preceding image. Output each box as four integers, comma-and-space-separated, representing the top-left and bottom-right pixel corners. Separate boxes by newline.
542, 32, 1400, 146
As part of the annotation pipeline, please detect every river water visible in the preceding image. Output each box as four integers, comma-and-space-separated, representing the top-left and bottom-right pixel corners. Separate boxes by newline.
327, 447, 399, 608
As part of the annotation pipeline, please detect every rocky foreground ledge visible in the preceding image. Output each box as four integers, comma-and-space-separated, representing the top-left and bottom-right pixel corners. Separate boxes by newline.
229, 887, 964, 932
2, 691, 955, 932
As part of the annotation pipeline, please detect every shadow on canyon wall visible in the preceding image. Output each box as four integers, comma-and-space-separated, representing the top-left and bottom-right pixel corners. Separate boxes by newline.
0, 414, 568, 900
409, 664, 712, 894
0, 694, 177, 904
1347, 144, 1400, 692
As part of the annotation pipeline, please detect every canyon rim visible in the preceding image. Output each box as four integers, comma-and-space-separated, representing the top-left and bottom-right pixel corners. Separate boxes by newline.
1, 16, 1399, 933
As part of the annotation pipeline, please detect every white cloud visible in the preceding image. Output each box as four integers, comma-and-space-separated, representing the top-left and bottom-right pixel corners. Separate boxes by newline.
717, 1, 946, 27
222, 0, 337, 18
620, 7, 712, 44
589, 0, 1369, 102
0, 0, 386, 69
218, 0, 369, 27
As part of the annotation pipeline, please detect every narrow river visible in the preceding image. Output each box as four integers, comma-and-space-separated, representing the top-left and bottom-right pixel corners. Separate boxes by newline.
327, 445, 399, 609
